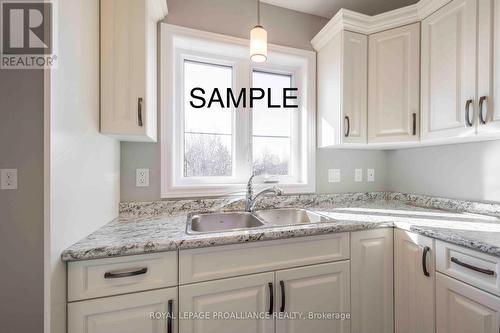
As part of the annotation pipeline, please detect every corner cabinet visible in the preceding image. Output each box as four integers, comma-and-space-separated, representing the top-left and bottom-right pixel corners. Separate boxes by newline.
315, 30, 368, 147
394, 229, 435, 333
350, 229, 394, 333
100, 0, 167, 142
368, 23, 420, 144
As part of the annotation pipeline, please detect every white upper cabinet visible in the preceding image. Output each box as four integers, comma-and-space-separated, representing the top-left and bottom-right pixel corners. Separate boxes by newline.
421, 0, 480, 142
100, 0, 167, 142
315, 30, 368, 147
480, 0, 500, 134
368, 23, 420, 144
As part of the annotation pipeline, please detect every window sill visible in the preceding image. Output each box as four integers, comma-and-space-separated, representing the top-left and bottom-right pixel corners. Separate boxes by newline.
161, 182, 315, 199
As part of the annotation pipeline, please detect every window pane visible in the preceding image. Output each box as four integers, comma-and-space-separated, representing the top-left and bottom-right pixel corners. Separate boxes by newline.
184, 133, 232, 177
253, 137, 290, 176
184, 60, 233, 177
252, 71, 292, 176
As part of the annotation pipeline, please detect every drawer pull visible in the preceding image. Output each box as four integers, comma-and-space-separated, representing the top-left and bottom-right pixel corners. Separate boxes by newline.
280, 280, 286, 312
422, 246, 431, 277
451, 257, 495, 276
268, 282, 274, 315
412, 113, 417, 135
167, 299, 173, 333
104, 267, 148, 279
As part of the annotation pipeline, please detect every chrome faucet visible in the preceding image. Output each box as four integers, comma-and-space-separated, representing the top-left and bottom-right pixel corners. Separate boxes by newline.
245, 175, 284, 212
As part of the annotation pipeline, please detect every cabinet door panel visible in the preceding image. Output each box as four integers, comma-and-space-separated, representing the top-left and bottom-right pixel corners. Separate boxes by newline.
343, 31, 368, 144
421, 0, 477, 141
482, 0, 500, 134
68, 288, 177, 333
179, 273, 274, 333
275, 261, 350, 333
437, 273, 500, 333
351, 229, 393, 333
368, 23, 420, 143
394, 230, 435, 333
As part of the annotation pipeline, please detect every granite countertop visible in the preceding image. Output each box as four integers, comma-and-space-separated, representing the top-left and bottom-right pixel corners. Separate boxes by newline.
61, 192, 500, 262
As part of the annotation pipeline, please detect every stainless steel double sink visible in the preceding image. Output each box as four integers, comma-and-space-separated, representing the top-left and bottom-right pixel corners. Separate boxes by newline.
186, 208, 331, 234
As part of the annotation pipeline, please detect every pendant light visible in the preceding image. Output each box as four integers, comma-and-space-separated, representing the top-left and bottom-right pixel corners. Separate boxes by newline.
250, 0, 267, 62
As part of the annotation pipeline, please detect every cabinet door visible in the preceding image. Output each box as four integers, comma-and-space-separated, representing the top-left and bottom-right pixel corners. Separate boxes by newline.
368, 23, 420, 143
436, 273, 500, 333
68, 287, 178, 333
342, 31, 368, 144
421, 0, 477, 141
481, 0, 500, 134
179, 272, 274, 333
351, 229, 393, 333
394, 230, 435, 333
275, 261, 350, 333
101, 0, 160, 142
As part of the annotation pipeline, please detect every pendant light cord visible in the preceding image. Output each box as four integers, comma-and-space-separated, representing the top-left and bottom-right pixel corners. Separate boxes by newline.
257, 0, 260, 26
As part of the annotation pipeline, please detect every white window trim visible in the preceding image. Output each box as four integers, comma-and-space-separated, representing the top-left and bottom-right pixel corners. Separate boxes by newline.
160, 24, 316, 198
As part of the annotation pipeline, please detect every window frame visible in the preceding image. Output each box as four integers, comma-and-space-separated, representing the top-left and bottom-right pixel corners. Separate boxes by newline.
161, 24, 316, 198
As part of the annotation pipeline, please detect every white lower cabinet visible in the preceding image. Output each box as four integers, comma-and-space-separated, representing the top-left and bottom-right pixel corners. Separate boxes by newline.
394, 230, 435, 333
68, 287, 178, 333
179, 272, 274, 333
276, 261, 350, 333
436, 272, 500, 333
351, 229, 394, 333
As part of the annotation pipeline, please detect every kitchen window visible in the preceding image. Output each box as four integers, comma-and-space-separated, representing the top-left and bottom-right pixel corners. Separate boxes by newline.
161, 25, 316, 198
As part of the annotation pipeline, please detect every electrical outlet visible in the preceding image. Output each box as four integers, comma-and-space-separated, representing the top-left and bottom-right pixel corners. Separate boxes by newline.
136, 168, 150, 187
328, 169, 341, 183
1, 169, 18, 190
367, 169, 375, 182
355, 169, 363, 182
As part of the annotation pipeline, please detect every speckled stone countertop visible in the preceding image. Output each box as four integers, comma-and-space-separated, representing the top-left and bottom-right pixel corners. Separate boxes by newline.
61, 192, 500, 261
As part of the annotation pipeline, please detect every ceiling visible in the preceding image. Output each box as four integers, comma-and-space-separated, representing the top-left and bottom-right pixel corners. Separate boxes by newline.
260, 0, 419, 18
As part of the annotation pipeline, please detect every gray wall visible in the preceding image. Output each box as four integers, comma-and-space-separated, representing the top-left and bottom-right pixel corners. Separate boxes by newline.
387, 141, 500, 202
121, 0, 388, 201
0, 71, 44, 331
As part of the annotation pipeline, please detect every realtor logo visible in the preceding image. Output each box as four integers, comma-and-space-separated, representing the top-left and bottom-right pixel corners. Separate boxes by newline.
1, 0, 57, 69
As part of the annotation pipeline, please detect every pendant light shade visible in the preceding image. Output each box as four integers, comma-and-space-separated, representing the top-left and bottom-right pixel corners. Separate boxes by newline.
250, 0, 267, 62
250, 25, 267, 62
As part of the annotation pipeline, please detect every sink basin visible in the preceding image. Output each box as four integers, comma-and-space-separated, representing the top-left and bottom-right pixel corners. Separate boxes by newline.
187, 212, 265, 234
255, 208, 330, 225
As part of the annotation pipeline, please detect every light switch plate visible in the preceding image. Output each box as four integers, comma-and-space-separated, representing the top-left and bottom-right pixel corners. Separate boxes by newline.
355, 169, 363, 182
1, 169, 18, 190
367, 169, 375, 182
136, 168, 150, 187
328, 169, 341, 183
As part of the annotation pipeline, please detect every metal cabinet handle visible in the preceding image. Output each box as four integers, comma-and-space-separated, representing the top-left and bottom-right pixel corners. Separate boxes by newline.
412, 113, 417, 135
104, 267, 148, 279
344, 116, 350, 137
465, 99, 474, 127
422, 246, 431, 277
279, 280, 286, 312
138, 97, 144, 127
268, 282, 274, 315
479, 96, 488, 124
451, 257, 495, 276
167, 299, 173, 333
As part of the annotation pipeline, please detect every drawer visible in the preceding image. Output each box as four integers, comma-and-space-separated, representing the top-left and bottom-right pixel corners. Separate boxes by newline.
68, 252, 178, 301
179, 233, 349, 284
436, 241, 500, 296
